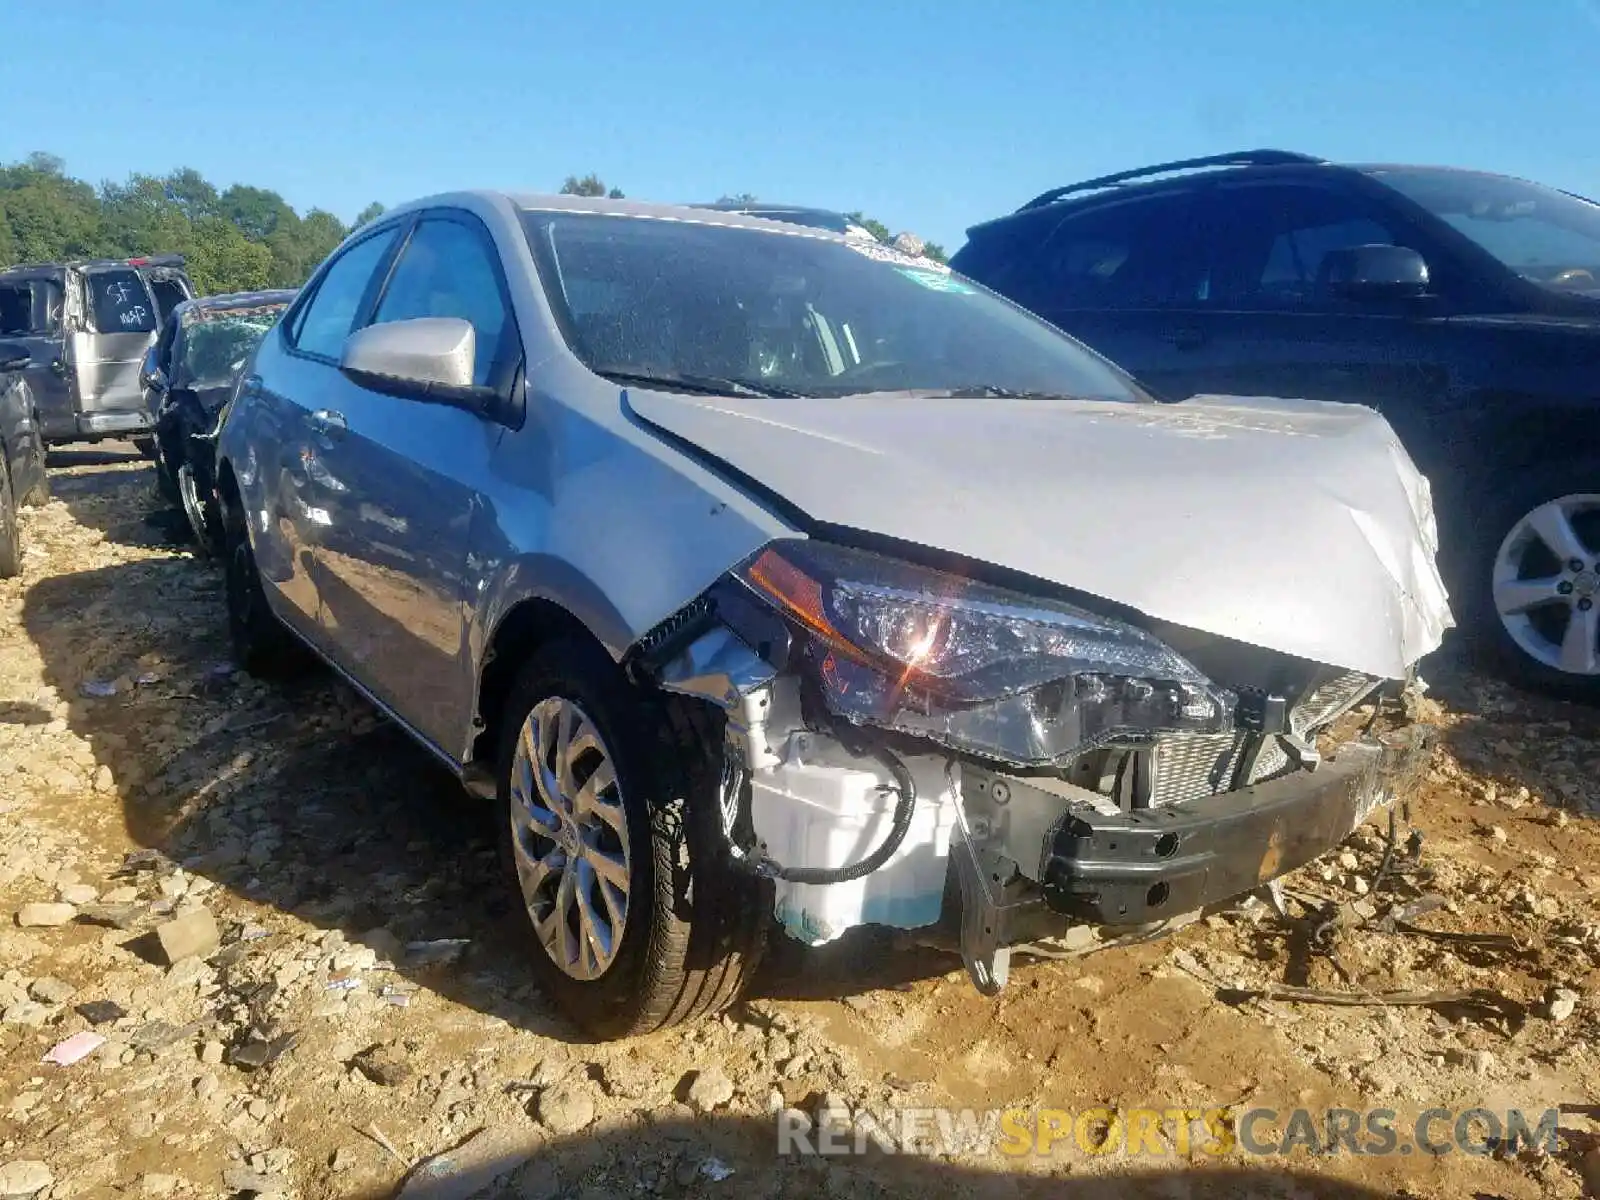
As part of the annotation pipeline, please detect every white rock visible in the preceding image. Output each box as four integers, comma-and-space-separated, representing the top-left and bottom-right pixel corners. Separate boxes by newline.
0, 1160, 52, 1197
16, 902, 75, 928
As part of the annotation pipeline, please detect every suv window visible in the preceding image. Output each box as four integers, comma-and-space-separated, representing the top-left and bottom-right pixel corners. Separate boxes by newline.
149, 278, 189, 322
291, 229, 400, 360
88, 270, 156, 333
1206, 185, 1414, 309
1024, 194, 1209, 311
0, 279, 64, 336
370, 217, 511, 387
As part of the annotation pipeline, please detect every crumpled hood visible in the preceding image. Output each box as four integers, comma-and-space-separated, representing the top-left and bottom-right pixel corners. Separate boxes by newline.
628, 389, 1454, 680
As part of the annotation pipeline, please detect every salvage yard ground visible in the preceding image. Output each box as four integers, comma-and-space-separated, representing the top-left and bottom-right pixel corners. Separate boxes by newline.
1, 446, 1598, 1199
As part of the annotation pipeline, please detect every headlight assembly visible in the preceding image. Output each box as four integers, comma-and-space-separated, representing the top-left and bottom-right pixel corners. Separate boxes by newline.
735, 540, 1235, 765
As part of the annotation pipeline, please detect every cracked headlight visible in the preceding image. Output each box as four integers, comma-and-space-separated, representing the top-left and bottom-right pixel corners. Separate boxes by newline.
736, 540, 1235, 765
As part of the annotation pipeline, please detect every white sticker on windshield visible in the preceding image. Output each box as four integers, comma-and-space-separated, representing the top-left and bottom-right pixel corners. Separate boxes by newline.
896, 267, 974, 293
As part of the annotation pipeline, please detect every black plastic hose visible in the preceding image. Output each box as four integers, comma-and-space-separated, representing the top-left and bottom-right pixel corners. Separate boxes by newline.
764, 745, 918, 886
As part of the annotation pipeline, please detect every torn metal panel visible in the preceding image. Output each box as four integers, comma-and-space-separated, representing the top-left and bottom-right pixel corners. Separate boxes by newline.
624, 389, 1453, 680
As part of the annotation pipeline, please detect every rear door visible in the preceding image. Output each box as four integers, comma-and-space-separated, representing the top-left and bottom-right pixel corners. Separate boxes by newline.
72, 266, 161, 425
0, 271, 73, 438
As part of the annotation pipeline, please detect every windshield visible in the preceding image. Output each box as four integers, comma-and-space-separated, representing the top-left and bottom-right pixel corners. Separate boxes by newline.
520, 211, 1147, 401
1373, 167, 1600, 293
178, 302, 289, 387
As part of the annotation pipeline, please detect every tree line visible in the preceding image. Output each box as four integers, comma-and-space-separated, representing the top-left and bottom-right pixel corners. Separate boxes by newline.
0, 154, 944, 298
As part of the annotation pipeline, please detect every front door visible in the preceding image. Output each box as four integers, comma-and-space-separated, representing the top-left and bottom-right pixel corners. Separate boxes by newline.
1166, 181, 1465, 459
309, 212, 518, 753
0, 271, 74, 440
250, 224, 405, 637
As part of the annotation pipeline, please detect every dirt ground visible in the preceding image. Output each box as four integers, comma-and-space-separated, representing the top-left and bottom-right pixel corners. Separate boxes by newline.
1, 445, 1597, 1200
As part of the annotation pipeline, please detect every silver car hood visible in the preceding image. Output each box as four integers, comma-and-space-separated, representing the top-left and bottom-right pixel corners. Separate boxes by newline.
629, 390, 1453, 680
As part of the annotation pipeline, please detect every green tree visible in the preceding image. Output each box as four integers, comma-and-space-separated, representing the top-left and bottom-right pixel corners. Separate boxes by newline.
718, 192, 758, 204
219, 184, 296, 241
844, 211, 892, 243
188, 216, 273, 293
354, 201, 386, 226
922, 242, 948, 264
560, 173, 611, 198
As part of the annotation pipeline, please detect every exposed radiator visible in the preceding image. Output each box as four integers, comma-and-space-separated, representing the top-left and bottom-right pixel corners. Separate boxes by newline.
1147, 670, 1376, 807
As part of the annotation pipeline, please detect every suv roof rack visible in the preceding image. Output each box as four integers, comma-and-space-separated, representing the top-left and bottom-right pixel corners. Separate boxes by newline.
1016, 149, 1324, 213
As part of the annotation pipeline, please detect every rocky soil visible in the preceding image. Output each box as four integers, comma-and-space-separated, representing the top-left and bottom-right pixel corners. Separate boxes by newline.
0, 446, 1597, 1199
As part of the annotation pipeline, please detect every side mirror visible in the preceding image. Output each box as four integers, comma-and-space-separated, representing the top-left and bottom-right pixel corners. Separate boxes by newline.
340, 317, 497, 415
0, 342, 29, 373
1322, 244, 1430, 300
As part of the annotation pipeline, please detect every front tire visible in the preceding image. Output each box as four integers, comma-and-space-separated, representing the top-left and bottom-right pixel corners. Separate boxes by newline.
224, 520, 309, 679
1468, 465, 1600, 701
496, 638, 769, 1039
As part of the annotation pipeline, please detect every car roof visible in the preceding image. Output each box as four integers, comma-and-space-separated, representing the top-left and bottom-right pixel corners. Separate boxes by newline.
967, 152, 1552, 238
379, 190, 852, 243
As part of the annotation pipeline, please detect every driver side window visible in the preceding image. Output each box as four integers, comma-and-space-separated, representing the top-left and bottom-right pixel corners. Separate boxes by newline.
369, 216, 514, 387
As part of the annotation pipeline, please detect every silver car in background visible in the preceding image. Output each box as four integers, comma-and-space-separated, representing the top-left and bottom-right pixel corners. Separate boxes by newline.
215, 194, 1451, 1039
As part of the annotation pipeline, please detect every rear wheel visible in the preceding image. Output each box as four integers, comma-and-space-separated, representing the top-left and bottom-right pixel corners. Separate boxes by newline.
0, 456, 20, 580
224, 519, 309, 679
1469, 466, 1600, 700
496, 638, 769, 1039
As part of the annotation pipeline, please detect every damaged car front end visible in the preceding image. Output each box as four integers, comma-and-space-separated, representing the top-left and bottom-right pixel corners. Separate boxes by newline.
633, 531, 1440, 995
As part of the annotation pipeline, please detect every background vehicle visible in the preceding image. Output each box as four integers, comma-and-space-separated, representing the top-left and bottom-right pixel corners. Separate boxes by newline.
143, 289, 295, 553
0, 254, 195, 454
0, 340, 50, 577
951, 150, 1600, 699
215, 192, 1444, 1040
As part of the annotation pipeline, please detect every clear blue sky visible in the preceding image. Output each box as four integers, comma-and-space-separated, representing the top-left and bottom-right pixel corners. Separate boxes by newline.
3, 0, 1598, 250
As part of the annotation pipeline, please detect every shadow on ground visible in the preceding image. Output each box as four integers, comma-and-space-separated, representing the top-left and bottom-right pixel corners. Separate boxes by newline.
334, 1112, 1417, 1200
1425, 648, 1600, 824
43, 451, 194, 549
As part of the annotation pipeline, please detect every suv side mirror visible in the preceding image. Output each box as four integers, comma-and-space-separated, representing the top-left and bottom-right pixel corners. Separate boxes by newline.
1322, 244, 1430, 300
340, 317, 499, 417
0, 342, 29, 372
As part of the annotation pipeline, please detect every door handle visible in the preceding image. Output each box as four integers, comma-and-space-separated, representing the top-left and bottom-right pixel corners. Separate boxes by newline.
308, 409, 348, 437
1163, 327, 1205, 352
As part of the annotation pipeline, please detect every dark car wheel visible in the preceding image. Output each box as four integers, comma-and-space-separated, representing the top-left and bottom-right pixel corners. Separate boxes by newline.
496, 638, 769, 1039
153, 436, 181, 507
178, 462, 222, 558
0, 456, 20, 580
224, 521, 309, 679
132, 436, 156, 459
1469, 464, 1600, 700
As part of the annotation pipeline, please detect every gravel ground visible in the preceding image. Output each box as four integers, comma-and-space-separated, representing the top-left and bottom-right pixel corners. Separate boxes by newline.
0, 446, 1597, 1200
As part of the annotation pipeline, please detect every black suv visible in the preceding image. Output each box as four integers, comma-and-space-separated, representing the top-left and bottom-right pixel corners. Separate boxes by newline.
952, 150, 1600, 699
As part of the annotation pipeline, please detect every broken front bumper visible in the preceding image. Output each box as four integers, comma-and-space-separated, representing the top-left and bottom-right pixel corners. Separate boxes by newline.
951, 723, 1434, 994
1039, 724, 1434, 924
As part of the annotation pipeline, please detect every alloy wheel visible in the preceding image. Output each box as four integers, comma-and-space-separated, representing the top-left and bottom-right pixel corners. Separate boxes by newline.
1492, 493, 1600, 676
508, 697, 632, 981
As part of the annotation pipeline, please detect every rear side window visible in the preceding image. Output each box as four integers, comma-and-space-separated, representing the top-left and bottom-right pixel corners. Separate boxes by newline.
1027, 195, 1209, 311
148, 278, 189, 322
88, 270, 156, 333
290, 229, 400, 360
